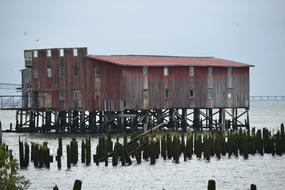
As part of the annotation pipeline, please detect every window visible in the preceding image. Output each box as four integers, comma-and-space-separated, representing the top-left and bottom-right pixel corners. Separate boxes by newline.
59, 90, 64, 100
95, 67, 102, 77
47, 68, 52, 78
33, 51, 38, 58
95, 90, 100, 99
189, 89, 194, 98
73, 66, 79, 77
189, 66, 194, 77
73, 49, 78, 56
164, 88, 169, 99
208, 67, 213, 75
143, 89, 149, 99
59, 67, 64, 77
47, 50, 51, 57
164, 66, 168, 76
60, 49, 64, 57
143, 66, 148, 76
227, 89, 232, 99
73, 91, 81, 100
208, 88, 214, 99
228, 67, 232, 76
34, 69, 39, 78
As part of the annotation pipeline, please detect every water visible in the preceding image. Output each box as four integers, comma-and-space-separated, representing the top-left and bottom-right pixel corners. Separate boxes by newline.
1, 101, 285, 190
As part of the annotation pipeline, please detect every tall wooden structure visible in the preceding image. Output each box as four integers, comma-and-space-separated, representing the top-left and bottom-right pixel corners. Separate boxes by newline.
18, 47, 253, 132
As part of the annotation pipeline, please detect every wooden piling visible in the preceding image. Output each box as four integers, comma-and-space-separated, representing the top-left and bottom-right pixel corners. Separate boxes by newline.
250, 184, 257, 190
73, 179, 82, 190
208, 179, 216, 190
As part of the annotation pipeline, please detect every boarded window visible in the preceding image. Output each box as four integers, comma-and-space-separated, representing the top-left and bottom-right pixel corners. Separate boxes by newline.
59, 67, 64, 77
95, 67, 102, 77
164, 88, 169, 99
33, 51, 38, 58
47, 50, 51, 57
73, 66, 79, 77
189, 66, 194, 76
164, 66, 168, 76
189, 89, 194, 98
34, 69, 39, 78
208, 88, 215, 99
227, 89, 232, 99
47, 68, 52, 78
73, 91, 81, 100
143, 66, 148, 76
95, 90, 100, 99
73, 49, 78, 56
59, 90, 64, 100
60, 49, 64, 57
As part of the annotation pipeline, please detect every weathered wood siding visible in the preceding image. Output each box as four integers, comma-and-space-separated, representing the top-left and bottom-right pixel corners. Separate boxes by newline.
30, 48, 87, 110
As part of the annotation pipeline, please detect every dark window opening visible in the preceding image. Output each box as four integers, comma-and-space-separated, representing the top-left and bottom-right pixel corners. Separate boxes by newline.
189, 89, 194, 98
73, 66, 79, 77
59, 67, 64, 77
95, 67, 102, 77
165, 88, 169, 99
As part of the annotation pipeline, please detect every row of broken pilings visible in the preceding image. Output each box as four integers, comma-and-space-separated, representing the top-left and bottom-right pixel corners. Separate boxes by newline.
19, 124, 285, 169
19, 138, 53, 169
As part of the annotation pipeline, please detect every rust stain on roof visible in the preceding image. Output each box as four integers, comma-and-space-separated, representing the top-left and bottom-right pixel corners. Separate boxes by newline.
86, 54, 254, 67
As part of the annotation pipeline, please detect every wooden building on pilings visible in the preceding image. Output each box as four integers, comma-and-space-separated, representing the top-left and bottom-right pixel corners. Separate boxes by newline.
18, 47, 254, 132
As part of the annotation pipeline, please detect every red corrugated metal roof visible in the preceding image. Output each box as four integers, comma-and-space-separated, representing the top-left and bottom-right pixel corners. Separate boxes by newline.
86, 55, 254, 67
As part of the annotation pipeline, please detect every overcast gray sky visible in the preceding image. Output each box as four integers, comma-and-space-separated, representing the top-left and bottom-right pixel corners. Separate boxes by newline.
0, 0, 284, 95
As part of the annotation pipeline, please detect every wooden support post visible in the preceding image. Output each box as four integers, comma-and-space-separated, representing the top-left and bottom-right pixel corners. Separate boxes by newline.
169, 108, 174, 129
193, 108, 200, 130
20, 110, 23, 130
80, 111, 85, 132
46, 111, 51, 132
16, 110, 19, 130
156, 109, 163, 124
58, 111, 66, 132
41, 111, 45, 130
36, 111, 39, 129
144, 110, 150, 132
246, 108, 250, 130
89, 111, 96, 130
73, 111, 79, 130
182, 108, 187, 132
209, 108, 213, 130
29, 111, 35, 131
0, 121, 2, 143
219, 108, 225, 128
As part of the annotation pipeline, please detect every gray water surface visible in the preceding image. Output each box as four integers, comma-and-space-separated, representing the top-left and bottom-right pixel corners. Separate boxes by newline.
1, 101, 285, 190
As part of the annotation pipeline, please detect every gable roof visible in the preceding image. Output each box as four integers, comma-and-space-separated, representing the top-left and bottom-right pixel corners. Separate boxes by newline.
86, 55, 253, 67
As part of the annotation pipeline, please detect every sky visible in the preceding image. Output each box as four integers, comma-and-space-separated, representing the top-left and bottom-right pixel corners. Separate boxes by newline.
0, 0, 284, 95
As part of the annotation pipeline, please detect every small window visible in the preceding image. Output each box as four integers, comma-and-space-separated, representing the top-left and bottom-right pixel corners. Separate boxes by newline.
95, 67, 102, 77
208, 67, 213, 75
143, 66, 148, 76
60, 49, 64, 57
189, 66, 194, 77
228, 67, 232, 75
143, 89, 149, 99
227, 89, 232, 99
73, 91, 81, 100
164, 66, 168, 76
47, 68, 52, 78
33, 51, 38, 58
208, 88, 214, 99
59, 90, 64, 100
73, 49, 78, 56
73, 66, 79, 77
47, 50, 51, 57
95, 90, 100, 99
189, 89, 194, 98
34, 69, 39, 78
164, 88, 169, 99
59, 67, 64, 77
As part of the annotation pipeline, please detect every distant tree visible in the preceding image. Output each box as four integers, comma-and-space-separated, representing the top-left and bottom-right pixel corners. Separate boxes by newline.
0, 143, 30, 190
